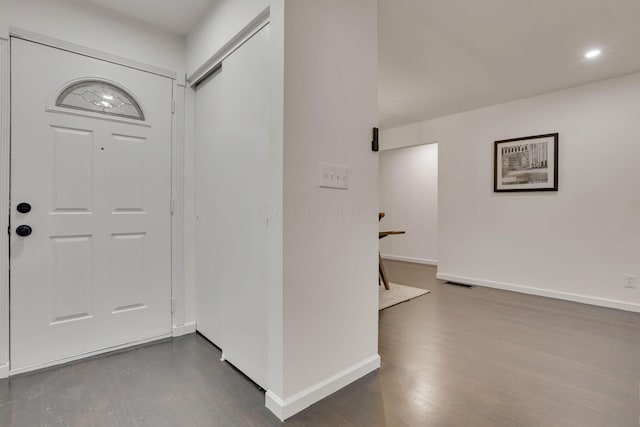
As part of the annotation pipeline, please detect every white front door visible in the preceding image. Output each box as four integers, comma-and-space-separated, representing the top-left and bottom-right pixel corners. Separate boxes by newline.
10, 38, 173, 372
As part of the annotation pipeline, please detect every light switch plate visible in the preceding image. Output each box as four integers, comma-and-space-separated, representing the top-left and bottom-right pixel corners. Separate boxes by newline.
624, 274, 637, 288
319, 163, 349, 190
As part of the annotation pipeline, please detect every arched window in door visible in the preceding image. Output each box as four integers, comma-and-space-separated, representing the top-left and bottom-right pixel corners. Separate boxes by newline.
55, 80, 145, 121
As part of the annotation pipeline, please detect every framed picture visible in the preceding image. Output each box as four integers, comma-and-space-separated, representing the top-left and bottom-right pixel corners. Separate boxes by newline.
494, 133, 558, 192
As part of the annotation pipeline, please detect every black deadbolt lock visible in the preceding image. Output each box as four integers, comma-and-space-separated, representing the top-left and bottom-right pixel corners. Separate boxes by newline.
16, 225, 32, 237
17, 203, 31, 214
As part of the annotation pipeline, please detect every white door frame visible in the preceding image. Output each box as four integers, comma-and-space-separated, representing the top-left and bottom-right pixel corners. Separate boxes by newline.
0, 28, 186, 378
0, 24, 11, 378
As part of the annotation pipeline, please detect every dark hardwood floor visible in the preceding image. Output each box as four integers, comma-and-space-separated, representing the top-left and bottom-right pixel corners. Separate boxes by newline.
1, 261, 639, 426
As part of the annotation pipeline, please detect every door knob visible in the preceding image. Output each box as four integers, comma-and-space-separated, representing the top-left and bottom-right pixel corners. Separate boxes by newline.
17, 202, 31, 214
15, 225, 32, 237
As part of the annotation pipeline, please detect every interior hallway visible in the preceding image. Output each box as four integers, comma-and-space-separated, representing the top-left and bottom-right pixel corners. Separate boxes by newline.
0, 261, 638, 426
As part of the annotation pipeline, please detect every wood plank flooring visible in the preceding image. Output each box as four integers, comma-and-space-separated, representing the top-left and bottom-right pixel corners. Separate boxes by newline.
1, 260, 639, 426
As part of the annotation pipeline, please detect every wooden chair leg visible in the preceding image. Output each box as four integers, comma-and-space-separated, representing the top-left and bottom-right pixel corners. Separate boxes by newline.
379, 252, 390, 290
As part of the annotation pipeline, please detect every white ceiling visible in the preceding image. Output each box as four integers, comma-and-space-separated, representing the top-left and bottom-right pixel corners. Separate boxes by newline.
379, 0, 640, 129
77, 0, 640, 129
83, 0, 215, 35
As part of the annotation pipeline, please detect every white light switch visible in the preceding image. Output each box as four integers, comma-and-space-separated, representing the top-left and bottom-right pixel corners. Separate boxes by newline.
319, 163, 349, 190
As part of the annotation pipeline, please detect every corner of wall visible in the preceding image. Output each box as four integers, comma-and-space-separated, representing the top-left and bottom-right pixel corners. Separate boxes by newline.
172, 322, 197, 337
379, 122, 422, 151
266, 354, 380, 421
267, 0, 285, 408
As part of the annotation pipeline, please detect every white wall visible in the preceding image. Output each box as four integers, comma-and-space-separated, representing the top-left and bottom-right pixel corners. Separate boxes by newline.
385, 72, 640, 313
379, 143, 438, 265
1, 0, 185, 75
275, 0, 380, 418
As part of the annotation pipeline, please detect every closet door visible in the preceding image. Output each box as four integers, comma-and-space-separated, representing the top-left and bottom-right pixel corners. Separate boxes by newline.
195, 25, 270, 387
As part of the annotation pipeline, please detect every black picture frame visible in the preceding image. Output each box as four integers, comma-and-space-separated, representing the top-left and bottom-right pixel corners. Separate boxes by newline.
494, 133, 559, 192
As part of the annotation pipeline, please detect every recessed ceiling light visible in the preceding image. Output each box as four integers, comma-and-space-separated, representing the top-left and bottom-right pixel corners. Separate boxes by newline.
585, 49, 601, 59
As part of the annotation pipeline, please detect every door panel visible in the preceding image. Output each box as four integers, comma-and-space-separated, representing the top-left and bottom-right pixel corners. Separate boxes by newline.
10, 38, 173, 371
50, 235, 94, 324
110, 232, 146, 313
196, 25, 270, 388
110, 134, 146, 212
51, 126, 95, 212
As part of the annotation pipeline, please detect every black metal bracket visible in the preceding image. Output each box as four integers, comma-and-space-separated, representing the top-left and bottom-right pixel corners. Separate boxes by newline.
372, 127, 379, 152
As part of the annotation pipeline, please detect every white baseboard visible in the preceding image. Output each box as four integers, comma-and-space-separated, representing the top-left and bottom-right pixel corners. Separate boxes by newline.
172, 321, 196, 337
0, 362, 8, 379
265, 354, 381, 421
381, 254, 438, 266
437, 273, 640, 313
